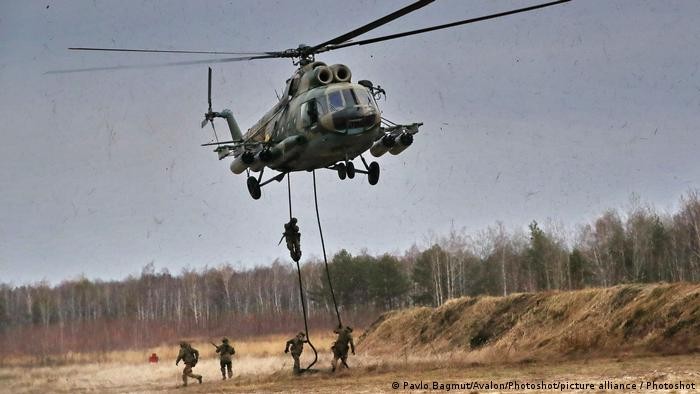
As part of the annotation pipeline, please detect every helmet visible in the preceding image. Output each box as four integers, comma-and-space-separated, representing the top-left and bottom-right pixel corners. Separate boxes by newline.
222, 337, 229, 343
346, 326, 353, 333
297, 331, 306, 337
180, 341, 187, 347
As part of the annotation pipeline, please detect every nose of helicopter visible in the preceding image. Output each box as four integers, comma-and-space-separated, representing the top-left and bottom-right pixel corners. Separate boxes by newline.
330, 105, 379, 134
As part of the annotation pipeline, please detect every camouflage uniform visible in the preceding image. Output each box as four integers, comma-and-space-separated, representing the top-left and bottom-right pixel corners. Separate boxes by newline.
331, 326, 355, 372
284, 332, 307, 375
216, 337, 236, 380
175, 342, 202, 386
283, 218, 302, 262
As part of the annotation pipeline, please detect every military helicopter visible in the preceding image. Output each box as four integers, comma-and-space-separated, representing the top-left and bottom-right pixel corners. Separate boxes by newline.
67, 0, 571, 200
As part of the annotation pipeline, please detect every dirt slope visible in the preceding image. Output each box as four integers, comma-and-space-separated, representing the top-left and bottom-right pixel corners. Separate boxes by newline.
358, 283, 700, 361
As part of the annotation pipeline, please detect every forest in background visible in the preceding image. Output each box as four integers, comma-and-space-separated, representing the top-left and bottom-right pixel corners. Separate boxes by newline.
2, 190, 700, 359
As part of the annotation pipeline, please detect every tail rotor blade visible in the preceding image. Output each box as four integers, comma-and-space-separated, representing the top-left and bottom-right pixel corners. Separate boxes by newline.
202, 67, 213, 128
207, 67, 212, 112
210, 119, 220, 143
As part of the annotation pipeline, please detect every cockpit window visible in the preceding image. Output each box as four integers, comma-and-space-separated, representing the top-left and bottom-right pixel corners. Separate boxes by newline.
354, 87, 376, 108
328, 90, 344, 112
343, 89, 358, 106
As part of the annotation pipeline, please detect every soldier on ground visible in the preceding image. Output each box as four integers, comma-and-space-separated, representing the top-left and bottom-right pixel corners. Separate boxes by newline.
212, 337, 236, 380
175, 341, 202, 386
331, 325, 355, 372
280, 217, 302, 262
284, 331, 308, 375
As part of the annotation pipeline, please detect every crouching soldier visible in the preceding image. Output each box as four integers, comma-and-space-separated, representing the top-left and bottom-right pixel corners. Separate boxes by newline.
175, 341, 202, 386
214, 337, 236, 380
284, 331, 307, 375
331, 326, 355, 372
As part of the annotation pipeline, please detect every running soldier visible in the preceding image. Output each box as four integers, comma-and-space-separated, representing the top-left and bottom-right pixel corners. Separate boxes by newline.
331, 326, 355, 372
175, 342, 202, 386
284, 331, 307, 375
213, 337, 236, 380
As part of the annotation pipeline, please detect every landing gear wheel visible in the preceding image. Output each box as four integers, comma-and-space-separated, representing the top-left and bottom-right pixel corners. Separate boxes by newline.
368, 162, 380, 185
247, 176, 261, 200
346, 161, 356, 179
337, 163, 347, 180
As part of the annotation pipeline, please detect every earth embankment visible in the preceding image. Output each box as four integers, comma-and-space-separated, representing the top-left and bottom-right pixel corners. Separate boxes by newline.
358, 283, 700, 361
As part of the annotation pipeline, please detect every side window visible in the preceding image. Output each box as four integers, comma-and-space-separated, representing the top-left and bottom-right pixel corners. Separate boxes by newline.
300, 102, 310, 128
300, 100, 319, 129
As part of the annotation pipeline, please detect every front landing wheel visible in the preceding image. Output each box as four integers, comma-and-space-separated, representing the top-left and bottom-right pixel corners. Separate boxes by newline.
247, 176, 261, 200
346, 161, 356, 179
337, 163, 347, 180
368, 162, 380, 185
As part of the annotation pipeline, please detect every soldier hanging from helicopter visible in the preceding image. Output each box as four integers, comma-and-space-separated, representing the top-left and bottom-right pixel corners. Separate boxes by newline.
280, 217, 302, 262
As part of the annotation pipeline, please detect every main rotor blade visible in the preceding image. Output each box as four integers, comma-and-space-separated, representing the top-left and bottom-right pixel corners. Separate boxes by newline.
319, 0, 571, 54
69, 47, 276, 56
46, 54, 279, 74
308, 0, 434, 53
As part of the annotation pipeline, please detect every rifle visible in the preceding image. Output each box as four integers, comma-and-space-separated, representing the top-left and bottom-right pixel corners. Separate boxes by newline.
211, 342, 221, 351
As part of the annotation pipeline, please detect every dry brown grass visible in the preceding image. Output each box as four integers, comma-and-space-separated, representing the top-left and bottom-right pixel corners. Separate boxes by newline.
2, 331, 339, 367
2, 351, 699, 393
360, 283, 700, 363
0, 332, 345, 393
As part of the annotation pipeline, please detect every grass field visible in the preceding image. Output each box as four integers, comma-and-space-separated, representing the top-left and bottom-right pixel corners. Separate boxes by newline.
4, 285, 699, 393
1, 333, 699, 393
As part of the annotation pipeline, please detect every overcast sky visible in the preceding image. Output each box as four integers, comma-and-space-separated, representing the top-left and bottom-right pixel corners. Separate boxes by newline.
1, 0, 699, 285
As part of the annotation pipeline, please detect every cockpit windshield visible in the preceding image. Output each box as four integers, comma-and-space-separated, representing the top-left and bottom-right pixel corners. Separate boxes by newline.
317, 87, 376, 116
353, 87, 376, 107
301, 86, 379, 131
327, 90, 344, 112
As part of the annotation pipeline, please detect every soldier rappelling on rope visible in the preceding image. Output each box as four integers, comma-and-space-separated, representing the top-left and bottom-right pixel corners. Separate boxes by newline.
280, 217, 302, 262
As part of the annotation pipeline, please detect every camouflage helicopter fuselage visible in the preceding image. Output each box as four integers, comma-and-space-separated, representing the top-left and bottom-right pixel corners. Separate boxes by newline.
215, 60, 417, 175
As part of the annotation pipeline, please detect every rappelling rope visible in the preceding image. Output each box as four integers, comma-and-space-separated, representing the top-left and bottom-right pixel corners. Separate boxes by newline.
286, 174, 318, 372
312, 170, 343, 328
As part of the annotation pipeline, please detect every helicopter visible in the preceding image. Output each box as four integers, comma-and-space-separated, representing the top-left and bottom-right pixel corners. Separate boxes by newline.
67, 0, 571, 200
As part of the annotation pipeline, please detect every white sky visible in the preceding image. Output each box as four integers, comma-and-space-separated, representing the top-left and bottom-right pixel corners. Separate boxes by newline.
1, 0, 699, 285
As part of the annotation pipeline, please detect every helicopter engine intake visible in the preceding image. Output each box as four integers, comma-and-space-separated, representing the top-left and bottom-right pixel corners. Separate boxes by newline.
329, 64, 352, 83
297, 65, 333, 93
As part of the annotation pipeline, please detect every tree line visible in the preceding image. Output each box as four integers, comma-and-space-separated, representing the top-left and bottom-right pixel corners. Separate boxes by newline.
1, 191, 699, 358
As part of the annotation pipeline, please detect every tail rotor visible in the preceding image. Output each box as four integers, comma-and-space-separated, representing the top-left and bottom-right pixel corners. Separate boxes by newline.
201, 67, 219, 141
